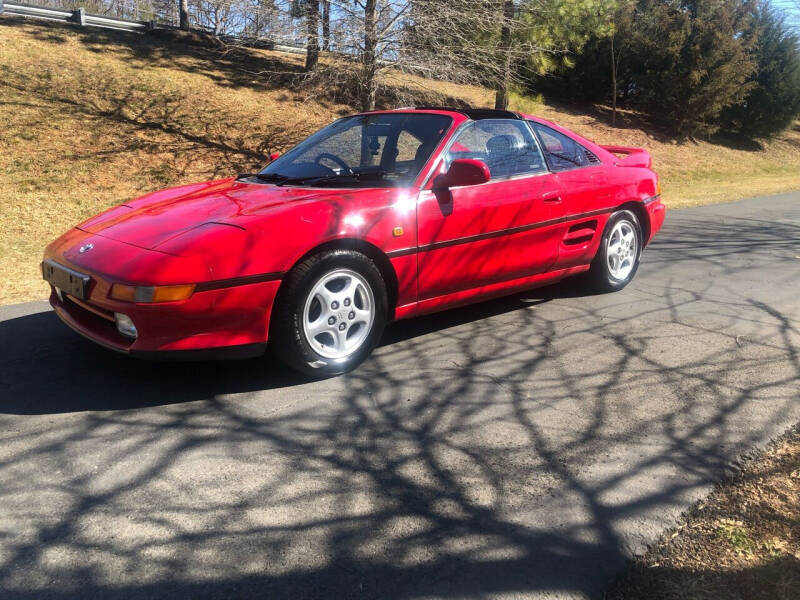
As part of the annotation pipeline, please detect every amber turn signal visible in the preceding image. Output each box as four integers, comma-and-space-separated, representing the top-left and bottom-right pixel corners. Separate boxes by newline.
110, 283, 136, 302
110, 283, 196, 303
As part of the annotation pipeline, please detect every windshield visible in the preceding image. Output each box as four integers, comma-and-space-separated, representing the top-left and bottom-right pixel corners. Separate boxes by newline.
258, 113, 453, 188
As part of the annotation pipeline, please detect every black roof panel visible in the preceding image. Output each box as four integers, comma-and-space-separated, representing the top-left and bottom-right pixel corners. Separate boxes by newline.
411, 106, 521, 120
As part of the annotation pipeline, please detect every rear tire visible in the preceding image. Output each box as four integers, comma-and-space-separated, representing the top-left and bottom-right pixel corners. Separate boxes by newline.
586, 209, 642, 292
270, 249, 388, 377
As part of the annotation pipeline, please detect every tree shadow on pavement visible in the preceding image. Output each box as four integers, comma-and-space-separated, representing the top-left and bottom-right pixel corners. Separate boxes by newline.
0, 199, 798, 599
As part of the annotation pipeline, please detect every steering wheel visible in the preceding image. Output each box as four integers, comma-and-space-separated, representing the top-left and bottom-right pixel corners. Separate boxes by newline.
315, 153, 353, 174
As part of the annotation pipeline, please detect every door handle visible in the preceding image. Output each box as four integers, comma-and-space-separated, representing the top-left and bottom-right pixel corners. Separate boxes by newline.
543, 194, 562, 203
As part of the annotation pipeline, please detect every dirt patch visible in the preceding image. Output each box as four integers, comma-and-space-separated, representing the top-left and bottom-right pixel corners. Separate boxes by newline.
607, 425, 800, 600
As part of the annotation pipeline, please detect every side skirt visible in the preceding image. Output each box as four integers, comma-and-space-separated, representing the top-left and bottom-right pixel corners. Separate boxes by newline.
393, 265, 590, 321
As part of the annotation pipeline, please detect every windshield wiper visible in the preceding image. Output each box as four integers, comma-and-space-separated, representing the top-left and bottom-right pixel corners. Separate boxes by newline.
278, 172, 364, 187
237, 172, 291, 184
282, 170, 409, 187
242, 170, 404, 187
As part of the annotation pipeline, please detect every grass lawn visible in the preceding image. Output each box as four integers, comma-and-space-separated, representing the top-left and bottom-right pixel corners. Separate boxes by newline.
2, 18, 800, 305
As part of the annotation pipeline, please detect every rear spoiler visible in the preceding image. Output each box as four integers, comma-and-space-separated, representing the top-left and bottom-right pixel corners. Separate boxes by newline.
601, 145, 652, 169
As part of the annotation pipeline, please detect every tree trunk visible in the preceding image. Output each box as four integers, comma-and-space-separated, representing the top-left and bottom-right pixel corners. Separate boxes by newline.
322, 0, 330, 51
179, 0, 189, 30
494, 0, 514, 110
305, 0, 320, 72
361, 0, 378, 111
611, 33, 617, 127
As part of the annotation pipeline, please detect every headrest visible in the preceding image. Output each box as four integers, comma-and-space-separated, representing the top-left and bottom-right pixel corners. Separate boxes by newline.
415, 141, 438, 166
486, 134, 517, 154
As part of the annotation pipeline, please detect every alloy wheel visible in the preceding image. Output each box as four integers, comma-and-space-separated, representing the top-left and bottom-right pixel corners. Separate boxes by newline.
606, 220, 637, 280
301, 269, 375, 360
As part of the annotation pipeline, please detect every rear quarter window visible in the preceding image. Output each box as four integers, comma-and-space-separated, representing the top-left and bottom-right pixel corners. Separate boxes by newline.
531, 122, 598, 172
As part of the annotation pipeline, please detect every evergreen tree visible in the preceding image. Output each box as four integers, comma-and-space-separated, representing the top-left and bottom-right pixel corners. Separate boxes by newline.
532, 1, 761, 138
721, 1, 800, 137
624, 0, 757, 137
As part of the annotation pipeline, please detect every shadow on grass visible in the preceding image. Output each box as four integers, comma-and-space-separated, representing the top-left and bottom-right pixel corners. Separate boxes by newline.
0, 18, 470, 111
541, 96, 770, 152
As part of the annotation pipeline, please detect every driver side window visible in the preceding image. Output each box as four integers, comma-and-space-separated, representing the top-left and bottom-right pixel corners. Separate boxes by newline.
445, 119, 547, 180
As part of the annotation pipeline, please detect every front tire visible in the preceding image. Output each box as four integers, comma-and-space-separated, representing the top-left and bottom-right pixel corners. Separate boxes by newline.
270, 249, 388, 377
586, 209, 642, 292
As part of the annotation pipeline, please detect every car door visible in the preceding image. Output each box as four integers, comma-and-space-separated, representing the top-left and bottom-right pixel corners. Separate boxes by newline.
416, 119, 564, 301
531, 121, 614, 269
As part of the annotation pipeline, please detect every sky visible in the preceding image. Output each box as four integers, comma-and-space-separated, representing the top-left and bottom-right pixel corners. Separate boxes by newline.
773, 0, 799, 28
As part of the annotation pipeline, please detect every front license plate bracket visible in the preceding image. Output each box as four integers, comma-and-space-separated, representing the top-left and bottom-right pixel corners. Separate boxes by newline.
42, 260, 91, 300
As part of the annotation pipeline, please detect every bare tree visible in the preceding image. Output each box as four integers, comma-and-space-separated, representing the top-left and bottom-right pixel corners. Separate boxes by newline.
495, 0, 515, 109
329, 0, 499, 111
239, 0, 280, 39
361, 0, 378, 110
322, 0, 331, 50
400, 0, 533, 104
180, 0, 189, 29
400, 1, 615, 109
305, 0, 320, 71
605, 2, 635, 127
145, 0, 616, 113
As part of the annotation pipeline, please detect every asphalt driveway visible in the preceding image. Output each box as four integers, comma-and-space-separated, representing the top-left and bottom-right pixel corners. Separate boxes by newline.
1, 192, 798, 599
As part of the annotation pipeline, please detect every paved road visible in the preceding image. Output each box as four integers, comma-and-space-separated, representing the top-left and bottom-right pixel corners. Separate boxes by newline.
1, 193, 799, 599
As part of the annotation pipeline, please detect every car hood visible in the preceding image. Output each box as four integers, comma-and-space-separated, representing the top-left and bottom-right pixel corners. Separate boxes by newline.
77, 178, 371, 251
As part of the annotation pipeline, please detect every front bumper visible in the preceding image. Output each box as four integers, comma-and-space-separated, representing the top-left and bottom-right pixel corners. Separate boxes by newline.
44, 229, 283, 357
50, 283, 274, 360
49, 276, 279, 356
46, 262, 281, 357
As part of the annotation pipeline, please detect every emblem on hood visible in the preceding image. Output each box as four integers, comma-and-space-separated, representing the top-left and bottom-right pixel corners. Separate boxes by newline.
79, 243, 94, 254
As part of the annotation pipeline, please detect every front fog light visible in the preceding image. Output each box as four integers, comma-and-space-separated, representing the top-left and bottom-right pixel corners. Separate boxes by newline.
114, 313, 138, 339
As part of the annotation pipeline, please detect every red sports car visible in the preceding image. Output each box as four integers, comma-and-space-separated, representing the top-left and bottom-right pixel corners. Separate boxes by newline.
43, 107, 665, 376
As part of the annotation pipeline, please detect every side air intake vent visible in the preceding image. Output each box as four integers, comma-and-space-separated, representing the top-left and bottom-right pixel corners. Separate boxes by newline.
584, 149, 601, 165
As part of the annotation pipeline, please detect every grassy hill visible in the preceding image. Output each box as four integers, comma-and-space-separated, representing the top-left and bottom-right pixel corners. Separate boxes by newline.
2, 18, 800, 305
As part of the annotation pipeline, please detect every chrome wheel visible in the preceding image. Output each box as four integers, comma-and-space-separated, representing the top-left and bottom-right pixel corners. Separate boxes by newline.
606, 220, 637, 280
302, 269, 375, 360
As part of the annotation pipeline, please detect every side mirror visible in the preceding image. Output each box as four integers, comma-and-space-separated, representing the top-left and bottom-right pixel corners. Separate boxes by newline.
435, 159, 491, 189
268, 152, 281, 161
